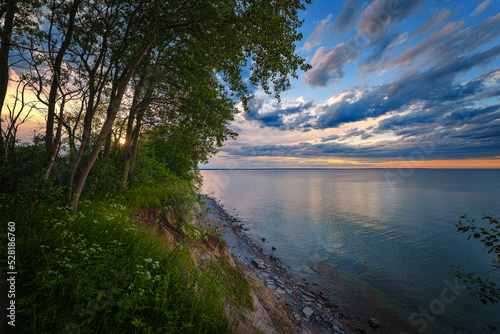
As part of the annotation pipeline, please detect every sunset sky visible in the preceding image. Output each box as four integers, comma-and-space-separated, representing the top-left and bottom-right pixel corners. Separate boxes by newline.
204, 0, 500, 169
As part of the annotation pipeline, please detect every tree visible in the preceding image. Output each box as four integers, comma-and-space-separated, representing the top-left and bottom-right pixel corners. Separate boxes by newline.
0, 0, 42, 161
69, 0, 311, 210
453, 215, 500, 305
1, 0, 312, 212
1, 79, 36, 161
0, 1, 18, 160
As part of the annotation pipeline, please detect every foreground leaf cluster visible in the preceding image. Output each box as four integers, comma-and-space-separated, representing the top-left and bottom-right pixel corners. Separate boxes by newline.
454, 215, 500, 305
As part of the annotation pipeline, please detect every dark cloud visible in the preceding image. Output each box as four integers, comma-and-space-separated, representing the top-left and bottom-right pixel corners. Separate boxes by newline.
321, 134, 340, 142
243, 98, 314, 130
311, 44, 500, 129
341, 127, 373, 140
222, 127, 500, 160
381, 104, 500, 137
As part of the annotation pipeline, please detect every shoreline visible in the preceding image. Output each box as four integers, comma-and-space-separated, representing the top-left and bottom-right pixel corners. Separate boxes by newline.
200, 194, 379, 334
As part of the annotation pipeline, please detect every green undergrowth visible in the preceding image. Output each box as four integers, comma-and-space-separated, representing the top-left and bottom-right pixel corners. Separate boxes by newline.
0, 179, 251, 333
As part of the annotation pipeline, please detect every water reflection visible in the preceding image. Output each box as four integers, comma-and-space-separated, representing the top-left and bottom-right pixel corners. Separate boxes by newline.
200, 169, 500, 333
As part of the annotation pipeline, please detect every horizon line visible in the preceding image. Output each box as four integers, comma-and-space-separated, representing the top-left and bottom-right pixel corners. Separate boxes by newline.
198, 167, 500, 170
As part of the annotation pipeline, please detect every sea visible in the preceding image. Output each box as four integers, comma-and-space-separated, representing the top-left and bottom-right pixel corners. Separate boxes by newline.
200, 169, 500, 333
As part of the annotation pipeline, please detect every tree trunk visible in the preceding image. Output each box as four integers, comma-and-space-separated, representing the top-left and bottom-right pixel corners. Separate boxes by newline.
127, 108, 145, 182
66, 39, 110, 205
103, 130, 112, 158
45, 0, 81, 155
0, 0, 18, 162
44, 97, 65, 182
70, 39, 154, 211
66, 98, 97, 204
119, 73, 147, 191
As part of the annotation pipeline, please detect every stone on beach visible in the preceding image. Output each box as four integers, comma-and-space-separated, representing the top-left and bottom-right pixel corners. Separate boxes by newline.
303, 291, 316, 299
303, 295, 314, 302
203, 195, 351, 334
302, 306, 314, 319
252, 258, 265, 269
369, 317, 380, 328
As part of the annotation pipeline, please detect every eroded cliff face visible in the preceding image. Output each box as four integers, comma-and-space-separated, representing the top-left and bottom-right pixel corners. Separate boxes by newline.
131, 204, 297, 334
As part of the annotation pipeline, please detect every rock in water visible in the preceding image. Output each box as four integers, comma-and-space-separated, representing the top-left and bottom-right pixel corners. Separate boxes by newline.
369, 317, 380, 328
319, 291, 329, 301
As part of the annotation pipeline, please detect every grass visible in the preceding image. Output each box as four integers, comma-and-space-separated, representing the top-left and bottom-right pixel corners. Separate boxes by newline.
0, 179, 252, 333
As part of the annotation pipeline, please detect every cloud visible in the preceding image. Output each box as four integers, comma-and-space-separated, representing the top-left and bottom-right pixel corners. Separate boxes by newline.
304, 41, 360, 87
358, 0, 424, 38
217, 2, 500, 165
472, 0, 491, 15
306, 2, 499, 89
374, 103, 500, 139
305, 0, 425, 87
333, 0, 364, 34
320, 134, 340, 142
357, 31, 404, 73
302, 14, 334, 52
412, 8, 455, 38
263, 43, 500, 133
221, 129, 500, 160
385, 12, 500, 71
341, 127, 373, 140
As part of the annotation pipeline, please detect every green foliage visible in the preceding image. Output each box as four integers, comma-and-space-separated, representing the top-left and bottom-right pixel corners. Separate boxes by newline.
0, 181, 244, 333
453, 215, 500, 305
85, 154, 122, 194
0, 0, 313, 328
0, 136, 46, 194
197, 256, 253, 311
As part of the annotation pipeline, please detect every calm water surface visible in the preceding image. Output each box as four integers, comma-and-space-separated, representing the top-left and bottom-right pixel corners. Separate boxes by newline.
200, 169, 500, 333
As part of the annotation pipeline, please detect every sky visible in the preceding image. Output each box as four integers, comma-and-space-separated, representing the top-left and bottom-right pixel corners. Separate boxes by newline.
204, 0, 500, 169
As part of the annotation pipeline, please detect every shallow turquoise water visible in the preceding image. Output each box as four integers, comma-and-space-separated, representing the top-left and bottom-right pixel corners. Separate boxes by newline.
201, 169, 500, 333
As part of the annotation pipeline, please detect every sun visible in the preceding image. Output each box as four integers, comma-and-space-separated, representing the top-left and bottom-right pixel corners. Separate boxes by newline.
119, 138, 126, 145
